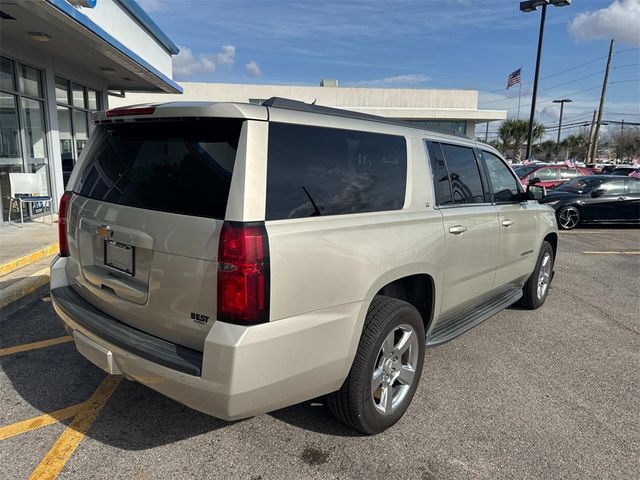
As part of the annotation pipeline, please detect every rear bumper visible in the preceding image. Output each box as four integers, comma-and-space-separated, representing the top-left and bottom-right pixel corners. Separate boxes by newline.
50, 257, 364, 420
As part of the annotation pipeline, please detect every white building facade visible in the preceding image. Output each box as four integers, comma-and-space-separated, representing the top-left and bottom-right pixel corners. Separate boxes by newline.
0, 0, 180, 224
111, 81, 506, 139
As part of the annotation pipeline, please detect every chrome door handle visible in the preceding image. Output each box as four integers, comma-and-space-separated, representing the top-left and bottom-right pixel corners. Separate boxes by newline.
449, 225, 467, 235
618, 196, 626, 201
501, 219, 514, 227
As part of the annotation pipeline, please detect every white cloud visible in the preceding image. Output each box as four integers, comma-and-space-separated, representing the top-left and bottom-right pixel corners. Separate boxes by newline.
172, 47, 215, 78
172, 45, 236, 79
217, 45, 236, 66
245, 61, 262, 77
569, 0, 640, 45
345, 74, 430, 87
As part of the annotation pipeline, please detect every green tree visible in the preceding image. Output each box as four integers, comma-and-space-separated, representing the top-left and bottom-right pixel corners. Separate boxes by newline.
562, 133, 590, 161
498, 119, 545, 162
533, 140, 557, 161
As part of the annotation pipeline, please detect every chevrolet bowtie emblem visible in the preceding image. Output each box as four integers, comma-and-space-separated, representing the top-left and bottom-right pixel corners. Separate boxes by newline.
96, 225, 113, 239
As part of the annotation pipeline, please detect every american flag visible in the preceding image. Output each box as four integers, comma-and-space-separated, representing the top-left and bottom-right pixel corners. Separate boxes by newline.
507, 68, 521, 89
629, 170, 640, 179
564, 158, 576, 168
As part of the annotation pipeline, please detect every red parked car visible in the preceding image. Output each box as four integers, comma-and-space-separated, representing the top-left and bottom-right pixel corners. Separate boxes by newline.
512, 164, 592, 189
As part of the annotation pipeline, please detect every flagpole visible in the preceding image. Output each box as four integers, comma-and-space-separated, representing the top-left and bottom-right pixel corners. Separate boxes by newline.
517, 65, 522, 120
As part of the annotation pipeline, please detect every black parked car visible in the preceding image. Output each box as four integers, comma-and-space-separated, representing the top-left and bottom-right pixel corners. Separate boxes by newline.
539, 176, 640, 230
610, 165, 640, 176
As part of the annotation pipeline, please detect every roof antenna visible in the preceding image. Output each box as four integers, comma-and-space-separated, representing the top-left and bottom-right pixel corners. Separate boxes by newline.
311, 98, 317, 105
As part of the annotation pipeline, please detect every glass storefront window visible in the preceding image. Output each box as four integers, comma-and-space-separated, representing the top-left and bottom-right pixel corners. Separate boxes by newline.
87, 89, 98, 110
72, 83, 86, 109
73, 110, 88, 156
0, 92, 23, 221
57, 106, 74, 186
55, 77, 70, 104
1, 57, 15, 92
19, 64, 42, 98
22, 98, 50, 198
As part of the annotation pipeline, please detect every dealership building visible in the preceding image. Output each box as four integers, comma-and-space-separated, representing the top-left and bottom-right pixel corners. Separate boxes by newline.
112, 81, 507, 140
0, 0, 180, 224
1, 0, 506, 225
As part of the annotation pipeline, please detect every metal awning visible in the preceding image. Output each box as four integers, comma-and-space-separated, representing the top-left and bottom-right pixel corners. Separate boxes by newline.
0, 0, 181, 93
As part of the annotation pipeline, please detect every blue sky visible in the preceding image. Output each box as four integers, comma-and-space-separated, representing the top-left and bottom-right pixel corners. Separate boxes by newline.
139, 0, 639, 139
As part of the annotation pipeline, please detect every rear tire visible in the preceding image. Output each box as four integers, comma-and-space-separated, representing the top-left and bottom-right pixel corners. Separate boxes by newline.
326, 296, 425, 435
519, 241, 554, 310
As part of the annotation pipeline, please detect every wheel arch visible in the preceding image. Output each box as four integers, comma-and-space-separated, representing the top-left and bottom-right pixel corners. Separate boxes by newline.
373, 273, 436, 336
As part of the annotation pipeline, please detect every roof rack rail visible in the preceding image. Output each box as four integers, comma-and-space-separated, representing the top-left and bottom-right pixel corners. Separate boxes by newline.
261, 97, 425, 131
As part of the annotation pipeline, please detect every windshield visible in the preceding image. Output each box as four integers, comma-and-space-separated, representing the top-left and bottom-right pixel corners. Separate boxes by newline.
555, 177, 603, 194
513, 165, 537, 178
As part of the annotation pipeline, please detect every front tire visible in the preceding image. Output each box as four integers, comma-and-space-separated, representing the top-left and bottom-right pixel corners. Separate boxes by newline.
326, 296, 425, 434
519, 241, 554, 310
557, 205, 581, 230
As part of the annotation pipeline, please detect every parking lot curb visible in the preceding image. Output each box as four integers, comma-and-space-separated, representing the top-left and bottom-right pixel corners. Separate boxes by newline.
0, 267, 50, 310
0, 244, 58, 278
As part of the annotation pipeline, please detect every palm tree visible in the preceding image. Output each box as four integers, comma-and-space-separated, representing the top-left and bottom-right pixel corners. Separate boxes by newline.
562, 134, 590, 161
533, 140, 557, 162
498, 119, 545, 162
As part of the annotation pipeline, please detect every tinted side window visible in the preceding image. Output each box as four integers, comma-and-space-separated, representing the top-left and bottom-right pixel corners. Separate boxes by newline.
266, 123, 407, 220
560, 168, 579, 179
480, 150, 521, 202
534, 167, 557, 181
426, 141, 453, 205
439, 143, 485, 204
601, 179, 626, 195
628, 180, 640, 194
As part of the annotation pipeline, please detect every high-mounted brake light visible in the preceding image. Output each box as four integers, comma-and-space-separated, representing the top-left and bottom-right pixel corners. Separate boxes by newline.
105, 106, 156, 117
217, 222, 270, 325
58, 192, 72, 257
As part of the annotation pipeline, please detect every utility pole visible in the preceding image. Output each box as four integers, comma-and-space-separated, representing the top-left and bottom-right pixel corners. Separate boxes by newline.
525, 2, 547, 161
553, 99, 572, 159
589, 38, 614, 163
587, 109, 597, 162
485, 122, 489, 142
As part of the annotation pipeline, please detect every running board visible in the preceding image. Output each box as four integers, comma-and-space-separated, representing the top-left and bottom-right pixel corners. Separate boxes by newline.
427, 287, 523, 347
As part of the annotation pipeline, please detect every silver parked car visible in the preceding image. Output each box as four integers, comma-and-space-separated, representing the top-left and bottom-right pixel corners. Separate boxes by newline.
51, 98, 558, 434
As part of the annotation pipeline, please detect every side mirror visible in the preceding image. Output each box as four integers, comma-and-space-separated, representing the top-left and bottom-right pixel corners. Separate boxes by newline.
591, 189, 606, 198
528, 177, 541, 186
527, 184, 547, 201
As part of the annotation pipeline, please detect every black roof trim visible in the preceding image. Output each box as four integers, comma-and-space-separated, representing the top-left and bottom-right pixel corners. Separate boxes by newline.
261, 97, 467, 135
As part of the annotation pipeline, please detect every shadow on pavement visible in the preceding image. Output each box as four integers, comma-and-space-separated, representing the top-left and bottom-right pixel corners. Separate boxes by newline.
1, 294, 358, 451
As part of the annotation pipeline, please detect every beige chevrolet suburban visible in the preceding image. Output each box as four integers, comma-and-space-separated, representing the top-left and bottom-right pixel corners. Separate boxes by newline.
50, 98, 558, 434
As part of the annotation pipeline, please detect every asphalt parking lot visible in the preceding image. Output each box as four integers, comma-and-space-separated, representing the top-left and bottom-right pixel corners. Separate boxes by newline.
1, 227, 639, 480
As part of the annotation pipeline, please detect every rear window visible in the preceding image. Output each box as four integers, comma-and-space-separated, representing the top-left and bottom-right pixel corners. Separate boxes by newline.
74, 119, 242, 218
266, 123, 407, 220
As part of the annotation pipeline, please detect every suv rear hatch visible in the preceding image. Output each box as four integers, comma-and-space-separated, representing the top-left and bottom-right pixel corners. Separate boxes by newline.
64, 117, 243, 351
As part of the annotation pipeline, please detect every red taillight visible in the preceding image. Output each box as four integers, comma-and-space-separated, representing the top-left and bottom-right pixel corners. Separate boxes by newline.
58, 192, 72, 257
105, 106, 156, 117
217, 222, 270, 325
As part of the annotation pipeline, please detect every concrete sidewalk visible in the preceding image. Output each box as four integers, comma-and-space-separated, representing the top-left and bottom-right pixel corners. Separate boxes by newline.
0, 218, 58, 312
0, 217, 58, 266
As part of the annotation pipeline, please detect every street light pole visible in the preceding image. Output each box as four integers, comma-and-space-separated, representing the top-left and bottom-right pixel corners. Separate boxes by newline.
520, 1, 572, 161
553, 98, 572, 159
525, 2, 546, 162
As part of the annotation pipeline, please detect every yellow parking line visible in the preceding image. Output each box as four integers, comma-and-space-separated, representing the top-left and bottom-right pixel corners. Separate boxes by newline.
0, 403, 86, 442
583, 251, 640, 255
29, 375, 122, 480
0, 336, 73, 357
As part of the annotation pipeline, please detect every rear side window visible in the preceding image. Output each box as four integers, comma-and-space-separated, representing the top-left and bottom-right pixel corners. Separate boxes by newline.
438, 143, 485, 204
266, 123, 407, 220
74, 119, 242, 219
534, 167, 557, 181
602, 179, 626, 195
628, 180, 640, 194
560, 168, 579, 179
426, 141, 453, 205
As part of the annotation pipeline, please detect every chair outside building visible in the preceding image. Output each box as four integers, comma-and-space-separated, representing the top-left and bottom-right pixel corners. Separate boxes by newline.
8, 173, 53, 227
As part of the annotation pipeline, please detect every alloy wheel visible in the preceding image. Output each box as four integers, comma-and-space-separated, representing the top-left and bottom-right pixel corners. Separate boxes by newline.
558, 207, 579, 229
371, 324, 420, 415
537, 252, 552, 300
